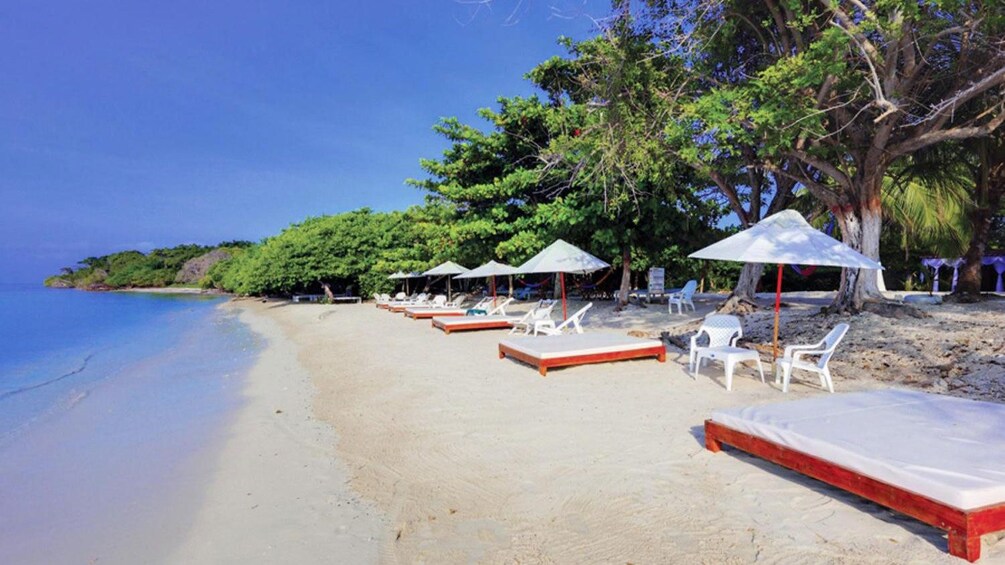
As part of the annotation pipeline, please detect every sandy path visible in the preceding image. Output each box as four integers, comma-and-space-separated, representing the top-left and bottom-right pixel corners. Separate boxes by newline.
251, 298, 1000, 563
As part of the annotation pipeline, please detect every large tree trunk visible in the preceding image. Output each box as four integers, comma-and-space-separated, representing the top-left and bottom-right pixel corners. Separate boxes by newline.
717, 262, 763, 314
615, 244, 631, 311
955, 141, 1005, 300
830, 193, 885, 312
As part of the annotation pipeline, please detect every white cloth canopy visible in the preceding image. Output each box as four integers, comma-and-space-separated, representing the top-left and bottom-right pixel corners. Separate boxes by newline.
453, 260, 517, 279
688, 210, 883, 270
387, 271, 408, 279
514, 239, 610, 274
423, 261, 470, 276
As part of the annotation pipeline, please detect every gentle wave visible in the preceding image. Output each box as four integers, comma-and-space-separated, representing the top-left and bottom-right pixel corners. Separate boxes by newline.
0, 353, 96, 401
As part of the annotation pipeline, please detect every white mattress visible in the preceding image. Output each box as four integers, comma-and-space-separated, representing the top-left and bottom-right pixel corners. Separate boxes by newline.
434, 315, 521, 326
499, 333, 663, 359
406, 307, 465, 316
711, 389, 1005, 510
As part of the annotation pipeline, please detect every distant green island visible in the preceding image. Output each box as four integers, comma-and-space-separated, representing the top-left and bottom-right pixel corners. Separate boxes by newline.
45, 242, 253, 291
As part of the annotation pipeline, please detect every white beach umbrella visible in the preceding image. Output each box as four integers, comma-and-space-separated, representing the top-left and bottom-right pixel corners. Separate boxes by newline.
423, 261, 470, 300
515, 239, 610, 319
388, 271, 408, 293
688, 210, 883, 360
454, 260, 517, 300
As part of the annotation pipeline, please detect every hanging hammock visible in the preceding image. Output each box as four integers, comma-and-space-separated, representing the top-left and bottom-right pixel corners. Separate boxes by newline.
575, 268, 615, 291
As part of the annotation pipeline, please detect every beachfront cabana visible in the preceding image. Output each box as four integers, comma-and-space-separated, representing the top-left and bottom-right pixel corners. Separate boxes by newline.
388, 271, 424, 295
423, 261, 469, 300
689, 210, 882, 361
453, 260, 517, 300
922, 253, 1005, 293
514, 239, 610, 320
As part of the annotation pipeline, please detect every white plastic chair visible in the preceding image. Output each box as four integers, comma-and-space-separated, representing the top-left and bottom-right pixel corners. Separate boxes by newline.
775, 323, 849, 393
464, 296, 493, 313
509, 300, 557, 335
533, 303, 593, 335
669, 280, 698, 314
446, 294, 467, 308
429, 295, 448, 307
689, 314, 742, 373
484, 297, 515, 316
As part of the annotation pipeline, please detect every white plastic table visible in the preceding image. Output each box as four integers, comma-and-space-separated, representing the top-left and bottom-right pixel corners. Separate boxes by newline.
692, 345, 765, 391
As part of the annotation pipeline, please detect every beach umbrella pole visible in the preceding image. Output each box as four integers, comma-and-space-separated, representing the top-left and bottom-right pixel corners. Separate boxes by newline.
772, 263, 783, 363
561, 272, 567, 320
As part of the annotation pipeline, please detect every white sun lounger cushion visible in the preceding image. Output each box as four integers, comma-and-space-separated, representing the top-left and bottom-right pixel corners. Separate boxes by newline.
711, 389, 1005, 510
435, 315, 522, 326
406, 307, 467, 316
499, 333, 663, 360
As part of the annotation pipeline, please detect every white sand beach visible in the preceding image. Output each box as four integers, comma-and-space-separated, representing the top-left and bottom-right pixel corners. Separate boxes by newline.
183, 294, 1005, 563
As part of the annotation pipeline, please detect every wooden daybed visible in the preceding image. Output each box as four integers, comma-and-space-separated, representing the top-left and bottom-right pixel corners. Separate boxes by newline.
498, 333, 666, 376
705, 389, 1005, 562
404, 307, 468, 319
431, 315, 521, 334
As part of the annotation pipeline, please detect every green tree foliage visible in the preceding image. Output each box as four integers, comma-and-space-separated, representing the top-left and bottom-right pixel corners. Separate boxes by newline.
206, 208, 427, 298
46, 245, 216, 289
642, 0, 1005, 311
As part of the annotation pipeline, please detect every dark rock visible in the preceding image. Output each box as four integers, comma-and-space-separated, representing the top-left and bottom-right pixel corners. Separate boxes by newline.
175, 249, 232, 284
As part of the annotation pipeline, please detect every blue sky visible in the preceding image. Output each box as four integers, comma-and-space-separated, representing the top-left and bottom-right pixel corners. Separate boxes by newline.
0, 1, 603, 282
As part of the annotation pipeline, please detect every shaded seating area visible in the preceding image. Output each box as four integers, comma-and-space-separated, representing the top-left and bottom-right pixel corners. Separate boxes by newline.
498, 333, 665, 376
705, 389, 1005, 562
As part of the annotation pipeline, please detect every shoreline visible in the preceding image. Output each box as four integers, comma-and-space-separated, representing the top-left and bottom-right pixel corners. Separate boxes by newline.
170, 298, 384, 563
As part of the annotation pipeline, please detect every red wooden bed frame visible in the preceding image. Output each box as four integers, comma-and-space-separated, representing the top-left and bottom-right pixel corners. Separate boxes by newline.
704, 419, 1005, 561
498, 342, 666, 376
404, 310, 465, 320
431, 318, 514, 334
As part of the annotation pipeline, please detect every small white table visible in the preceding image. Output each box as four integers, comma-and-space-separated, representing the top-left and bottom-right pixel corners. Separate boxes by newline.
692, 345, 765, 391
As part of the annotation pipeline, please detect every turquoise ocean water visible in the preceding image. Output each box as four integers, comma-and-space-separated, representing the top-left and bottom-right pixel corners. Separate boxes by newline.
0, 284, 258, 563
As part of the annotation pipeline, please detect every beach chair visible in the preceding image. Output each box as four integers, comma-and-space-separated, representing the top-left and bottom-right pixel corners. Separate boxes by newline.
431, 298, 519, 334
533, 303, 593, 336
462, 296, 493, 315
485, 297, 514, 316
508, 300, 557, 335
388, 293, 430, 312
668, 280, 697, 314
774, 323, 849, 393
689, 314, 742, 373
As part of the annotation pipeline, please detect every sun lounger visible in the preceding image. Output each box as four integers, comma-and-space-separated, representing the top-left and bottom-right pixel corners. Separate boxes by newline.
431, 314, 523, 334
498, 333, 666, 376
430, 298, 517, 333
704, 389, 1005, 562
389, 294, 440, 313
